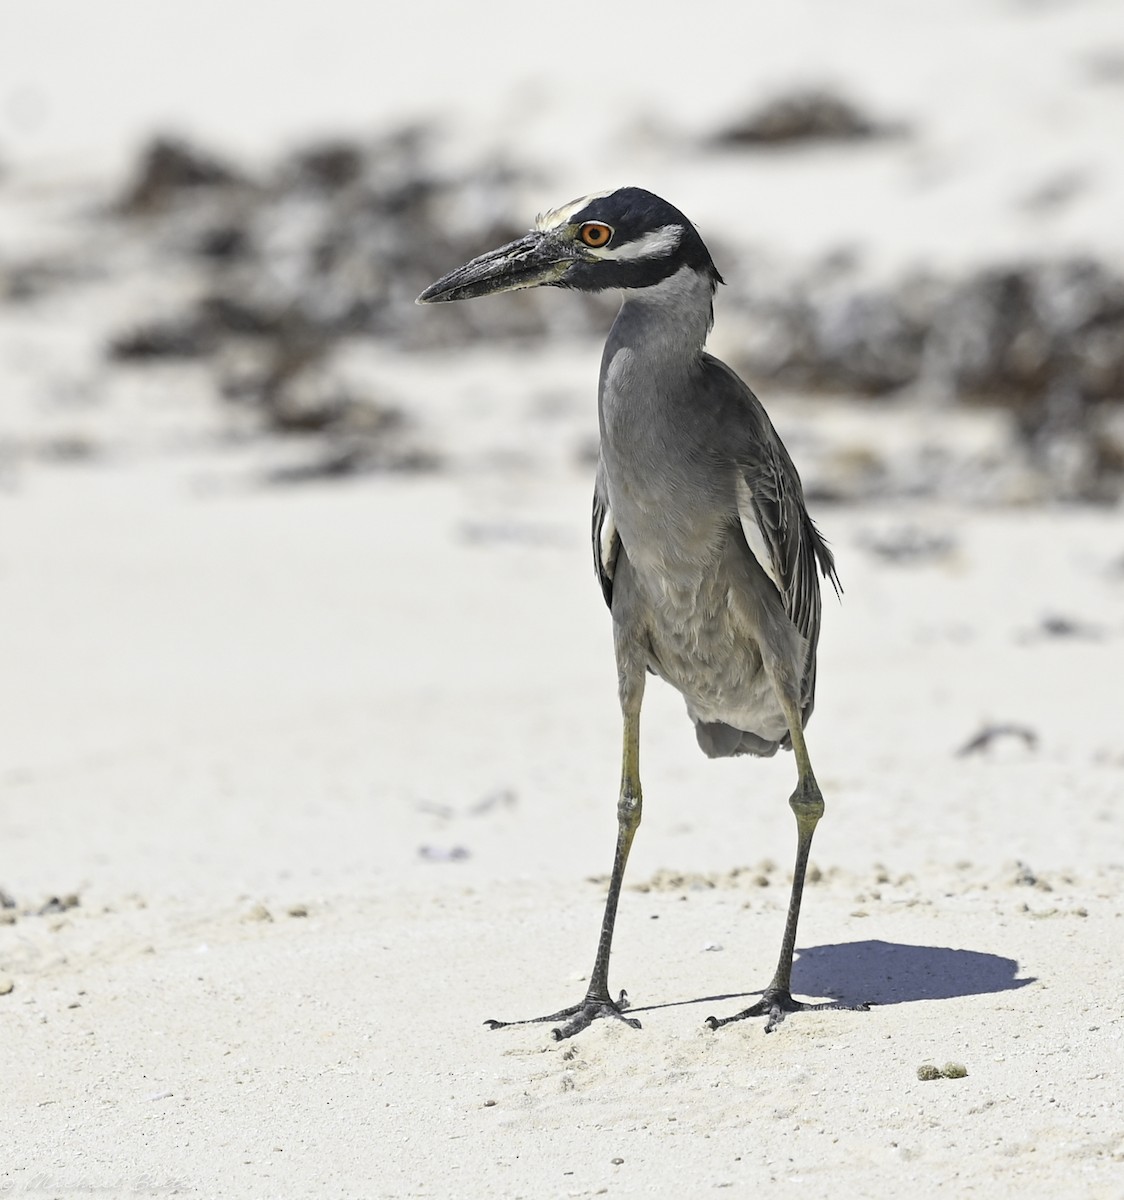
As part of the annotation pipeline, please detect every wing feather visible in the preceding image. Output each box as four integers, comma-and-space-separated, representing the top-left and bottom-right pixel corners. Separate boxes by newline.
591, 462, 618, 609
739, 440, 840, 645
708, 355, 841, 713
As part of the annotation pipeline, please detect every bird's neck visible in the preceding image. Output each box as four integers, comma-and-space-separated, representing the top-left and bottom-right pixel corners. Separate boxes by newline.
611, 266, 716, 368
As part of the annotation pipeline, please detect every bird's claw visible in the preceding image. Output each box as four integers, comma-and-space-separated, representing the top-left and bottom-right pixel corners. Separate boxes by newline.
485, 989, 641, 1041
705, 988, 870, 1034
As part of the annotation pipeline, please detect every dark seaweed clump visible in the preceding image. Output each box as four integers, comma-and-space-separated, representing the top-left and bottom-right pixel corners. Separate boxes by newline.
713, 88, 907, 147
88, 126, 1124, 497
101, 130, 616, 479
726, 257, 1124, 500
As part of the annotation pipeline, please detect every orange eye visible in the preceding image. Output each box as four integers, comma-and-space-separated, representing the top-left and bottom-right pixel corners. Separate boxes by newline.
579, 222, 613, 248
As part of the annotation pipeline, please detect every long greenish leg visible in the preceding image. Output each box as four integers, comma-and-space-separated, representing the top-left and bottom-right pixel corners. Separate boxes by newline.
707, 696, 868, 1033
764, 706, 823, 996
586, 706, 643, 1000
485, 649, 646, 1041
537, 666, 647, 1040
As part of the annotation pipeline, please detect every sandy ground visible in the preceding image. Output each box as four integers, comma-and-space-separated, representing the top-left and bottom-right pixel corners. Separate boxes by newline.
2, 450, 1123, 1198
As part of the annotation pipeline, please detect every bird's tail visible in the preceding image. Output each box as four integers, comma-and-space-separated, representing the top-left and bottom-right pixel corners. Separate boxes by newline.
695, 721, 782, 759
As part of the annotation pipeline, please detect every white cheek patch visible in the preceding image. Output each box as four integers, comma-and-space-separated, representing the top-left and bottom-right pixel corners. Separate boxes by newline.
535, 191, 614, 232
592, 224, 683, 261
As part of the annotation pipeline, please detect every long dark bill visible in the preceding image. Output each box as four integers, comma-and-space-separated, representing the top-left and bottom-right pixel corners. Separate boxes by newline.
415, 231, 573, 304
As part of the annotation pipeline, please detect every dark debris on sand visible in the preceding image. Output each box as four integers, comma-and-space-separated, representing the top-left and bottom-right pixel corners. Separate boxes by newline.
727, 258, 1124, 500
100, 128, 616, 480
7, 120, 1120, 499
118, 136, 246, 215
109, 127, 611, 353
713, 87, 907, 147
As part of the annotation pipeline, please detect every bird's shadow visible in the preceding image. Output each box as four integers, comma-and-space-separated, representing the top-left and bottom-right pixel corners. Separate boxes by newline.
790, 939, 1036, 1005
632, 939, 1036, 1015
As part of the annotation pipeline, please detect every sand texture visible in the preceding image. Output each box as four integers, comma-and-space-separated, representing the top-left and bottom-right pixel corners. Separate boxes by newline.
2, 470, 1123, 1197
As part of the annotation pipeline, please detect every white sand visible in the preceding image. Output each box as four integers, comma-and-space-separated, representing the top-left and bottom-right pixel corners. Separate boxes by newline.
2, 455, 1123, 1197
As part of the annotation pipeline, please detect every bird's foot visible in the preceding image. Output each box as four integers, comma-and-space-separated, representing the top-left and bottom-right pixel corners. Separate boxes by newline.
485, 989, 641, 1042
705, 987, 869, 1034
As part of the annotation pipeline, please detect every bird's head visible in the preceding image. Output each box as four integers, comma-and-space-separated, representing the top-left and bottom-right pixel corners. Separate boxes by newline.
416, 187, 723, 304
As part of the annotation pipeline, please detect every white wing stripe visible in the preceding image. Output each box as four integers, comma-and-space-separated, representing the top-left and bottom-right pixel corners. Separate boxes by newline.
599, 505, 618, 578
736, 478, 780, 590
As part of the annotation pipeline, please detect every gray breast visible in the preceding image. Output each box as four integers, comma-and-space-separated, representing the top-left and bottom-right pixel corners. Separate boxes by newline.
598, 346, 793, 745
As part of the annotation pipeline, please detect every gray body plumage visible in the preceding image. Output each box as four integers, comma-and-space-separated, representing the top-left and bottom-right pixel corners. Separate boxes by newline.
592, 266, 836, 758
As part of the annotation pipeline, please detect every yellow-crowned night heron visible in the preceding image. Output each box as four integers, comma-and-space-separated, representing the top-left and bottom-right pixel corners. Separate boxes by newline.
418, 187, 866, 1039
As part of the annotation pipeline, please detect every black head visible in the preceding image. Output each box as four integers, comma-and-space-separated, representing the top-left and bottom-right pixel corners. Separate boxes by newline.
416, 186, 723, 304
536, 187, 723, 292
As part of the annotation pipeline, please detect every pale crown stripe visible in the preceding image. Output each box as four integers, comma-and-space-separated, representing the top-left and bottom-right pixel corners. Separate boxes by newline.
535, 191, 614, 231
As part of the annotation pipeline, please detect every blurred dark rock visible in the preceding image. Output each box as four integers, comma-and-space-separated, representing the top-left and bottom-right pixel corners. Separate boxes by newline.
857, 525, 956, 564
109, 318, 213, 360
956, 724, 1038, 757
714, 88, 905, 147
193, 222, 253, 261
199, 293, 287, 338
1, 256, 91, 303
119, 136, 244, 213
263, 435, 440, 485
1023, 614, 1104, 642
286, 140, 366, 191
215, 326, 438, 481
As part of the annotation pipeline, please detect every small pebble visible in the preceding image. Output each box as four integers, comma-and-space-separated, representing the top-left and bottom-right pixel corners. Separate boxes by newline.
418, 845, 470, 862
918, 1061, 969, 1080
287, 904, 309, 918
244, 903, 273, 922
483, 1099, 496, 1107
611, 1158, 624, 1165
0, 975, 14, 996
